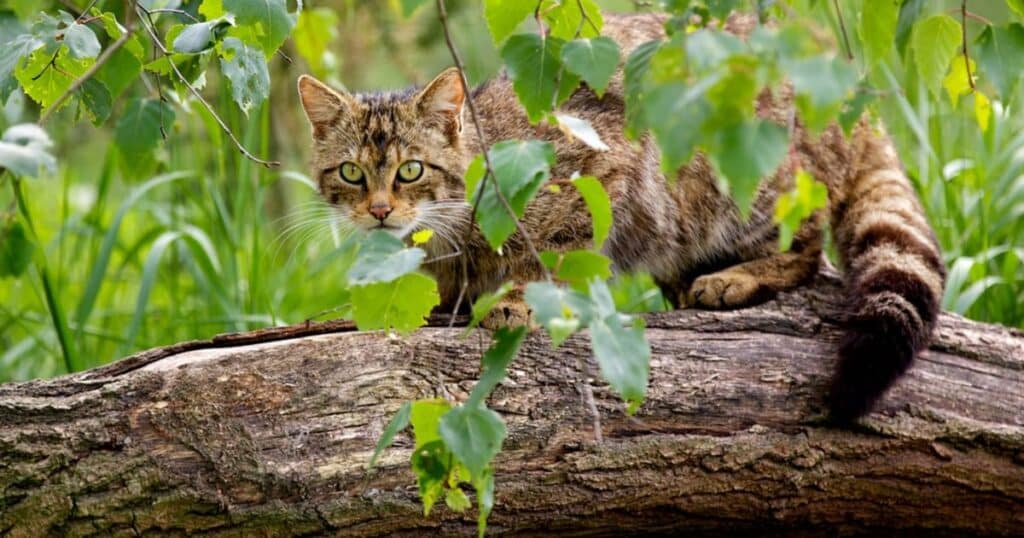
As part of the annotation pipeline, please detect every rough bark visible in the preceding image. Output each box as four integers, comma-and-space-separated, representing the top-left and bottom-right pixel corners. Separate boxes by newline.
1, 272, 1022, 537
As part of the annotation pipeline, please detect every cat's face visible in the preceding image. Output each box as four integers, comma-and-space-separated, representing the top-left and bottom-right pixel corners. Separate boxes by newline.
297, 69, 470, 240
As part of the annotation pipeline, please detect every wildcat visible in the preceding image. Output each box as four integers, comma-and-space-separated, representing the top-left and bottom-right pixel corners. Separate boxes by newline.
296, 13, 945, 422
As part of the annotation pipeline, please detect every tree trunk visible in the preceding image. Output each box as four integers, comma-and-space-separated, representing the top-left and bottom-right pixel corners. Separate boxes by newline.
1, 272, 1022, 537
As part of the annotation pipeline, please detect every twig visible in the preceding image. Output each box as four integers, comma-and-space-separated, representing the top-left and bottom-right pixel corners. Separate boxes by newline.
832, 0, 853, 61
135, 4, 280, 168
961, 0, 975, 91
38, 26, 136, 124
146, 8, 201, 23
947, 7, 992, 26
575, 354, 603, 443
435, 0, 551, 321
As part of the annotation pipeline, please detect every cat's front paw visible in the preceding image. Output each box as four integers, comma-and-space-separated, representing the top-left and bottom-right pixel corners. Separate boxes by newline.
480, 299, 534, 330
686, 272, 771, 309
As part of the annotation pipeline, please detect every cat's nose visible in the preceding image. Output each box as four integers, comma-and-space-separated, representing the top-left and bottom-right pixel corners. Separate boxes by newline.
369, 203, 392, 221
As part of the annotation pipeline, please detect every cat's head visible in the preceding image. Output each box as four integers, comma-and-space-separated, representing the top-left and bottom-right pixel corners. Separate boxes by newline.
297, 68, 470, 240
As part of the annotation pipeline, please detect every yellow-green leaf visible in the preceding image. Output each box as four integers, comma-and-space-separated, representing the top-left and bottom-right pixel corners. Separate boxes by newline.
974, 91, 992, 132
943, 56, 975, 108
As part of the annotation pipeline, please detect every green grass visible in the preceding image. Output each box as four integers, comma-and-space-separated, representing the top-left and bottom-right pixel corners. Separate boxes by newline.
1, 1, 1022, 382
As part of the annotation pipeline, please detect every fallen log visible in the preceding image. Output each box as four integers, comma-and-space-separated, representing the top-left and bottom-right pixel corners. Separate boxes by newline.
1, 272, 1022, 537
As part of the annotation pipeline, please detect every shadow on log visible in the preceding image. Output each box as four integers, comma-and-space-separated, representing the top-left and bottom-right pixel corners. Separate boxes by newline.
1, 272, 1023, 536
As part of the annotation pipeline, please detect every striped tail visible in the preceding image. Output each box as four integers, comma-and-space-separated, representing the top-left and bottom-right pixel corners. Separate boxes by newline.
828, 123, 946, 422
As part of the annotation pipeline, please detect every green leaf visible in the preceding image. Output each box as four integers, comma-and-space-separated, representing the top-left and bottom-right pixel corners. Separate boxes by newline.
1009, 0, 1024, 19
467, 282, 514, 331
223, 0, 295, 56
943, 57, 975, 108
114, 98, 175, 178
411, 439, 449, 516
710, 119, 789, 217
173, 18, 232, 53
974, 24, 1024, 101
609, 272, 668, 313
483, 0, 534, 45
293, 8, 338, 78
95, 45, 142, 100
543, 0, 603, 40
445, 487, 472, 512
572, 175, 612, 250
368, 401, 411, 470
410, 399, 451, 449
63, 22, 100, 59
858, 0, 899, 66
501, 34, 579, 123
91, 12, 144, 100
467, 326, 527, 408
974, 91, 992, 132
623, 39, 661, 138
14, 46, 91, 112
589, 283, 650, 414
76, 78, 111, 126
642, 81, 712, 174
0, 34, 43, 83
347, 230, 426, 285
439, 404, 507, 481
910, 14, 962, 99
0, 219, 35, 278
543, 250, 612, 290
706, 0, 742, 20
350, 272, 439, 335
399, 0, 430, 17
219, 37, 270, 115
561, 36, 619, 97
773, 170, 828, 251
200, 0, 225, 19
524, 281, 592, 347
685, 29, 744, 71
785, 55, 858, 132
467, 140, 555, 250
0, 123, 57, 178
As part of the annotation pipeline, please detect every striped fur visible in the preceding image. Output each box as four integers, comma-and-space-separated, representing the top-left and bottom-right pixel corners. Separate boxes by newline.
297, 13, 945, 421
827, 126, 946, 421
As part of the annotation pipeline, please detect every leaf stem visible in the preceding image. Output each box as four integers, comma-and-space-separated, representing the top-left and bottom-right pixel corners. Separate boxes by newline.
961, 0, 976, 91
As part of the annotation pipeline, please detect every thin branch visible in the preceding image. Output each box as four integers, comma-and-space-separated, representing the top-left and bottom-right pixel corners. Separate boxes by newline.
961, 0, 976, 91
135, 3, 280, 168
38, 26, 136, 124
145, 8, 201, 23
575, 354, 603, 443
832, 0, 853, 61
435, 0, 551, 321
947, 7, 992, 26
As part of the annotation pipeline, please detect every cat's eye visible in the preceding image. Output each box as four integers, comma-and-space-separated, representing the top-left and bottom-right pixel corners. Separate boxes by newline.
396, 160, 424, 183
339, 162, 365, 184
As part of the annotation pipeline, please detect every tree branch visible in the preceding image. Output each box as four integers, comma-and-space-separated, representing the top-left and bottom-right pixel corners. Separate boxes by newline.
1, 273, 1022, 535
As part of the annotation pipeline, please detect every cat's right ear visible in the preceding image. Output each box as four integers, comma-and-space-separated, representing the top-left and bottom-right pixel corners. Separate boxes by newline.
297, 75, 351, 130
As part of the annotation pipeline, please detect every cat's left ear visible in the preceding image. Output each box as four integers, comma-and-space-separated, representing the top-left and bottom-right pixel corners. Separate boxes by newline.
415, 67, 465, 138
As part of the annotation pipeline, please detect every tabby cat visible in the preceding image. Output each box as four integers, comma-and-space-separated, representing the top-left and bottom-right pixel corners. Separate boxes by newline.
296, 13, 945, 421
